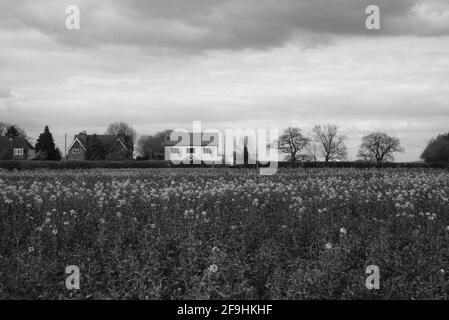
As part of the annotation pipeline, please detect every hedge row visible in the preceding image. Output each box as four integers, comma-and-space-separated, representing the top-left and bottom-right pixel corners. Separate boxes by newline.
288, 161, 449, 169
0, 160, 448, 170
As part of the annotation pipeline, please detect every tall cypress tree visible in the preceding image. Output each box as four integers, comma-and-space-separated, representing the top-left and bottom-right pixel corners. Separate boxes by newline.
35, 126, 60, 160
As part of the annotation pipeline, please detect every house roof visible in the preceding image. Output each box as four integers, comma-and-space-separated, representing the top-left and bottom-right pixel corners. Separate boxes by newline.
164, 132, 220, 147
0, 136, 35, 151
69, 134, 133, 152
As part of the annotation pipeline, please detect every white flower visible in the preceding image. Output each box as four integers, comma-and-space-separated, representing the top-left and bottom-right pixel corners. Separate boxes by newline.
208, 264, 218, 273
28, 246, 34, 253
325, 242, 332, 250
212, 246, 220, 254
339, 227, 347, 236
52, 229, 58, 235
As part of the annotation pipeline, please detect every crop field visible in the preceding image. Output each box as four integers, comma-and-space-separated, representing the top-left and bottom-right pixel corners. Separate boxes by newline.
1, 168, 449, 299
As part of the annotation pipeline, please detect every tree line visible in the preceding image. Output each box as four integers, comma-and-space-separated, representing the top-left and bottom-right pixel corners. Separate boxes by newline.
1, 121, 449, 163
277, 124, 405, 164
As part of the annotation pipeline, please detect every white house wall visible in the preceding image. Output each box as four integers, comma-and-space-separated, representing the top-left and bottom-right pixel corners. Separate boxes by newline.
165, 146, 222, 164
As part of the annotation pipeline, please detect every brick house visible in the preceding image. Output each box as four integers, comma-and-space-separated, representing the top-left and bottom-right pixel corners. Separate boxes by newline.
66, 132, 134, 161
0, 136, 36, 160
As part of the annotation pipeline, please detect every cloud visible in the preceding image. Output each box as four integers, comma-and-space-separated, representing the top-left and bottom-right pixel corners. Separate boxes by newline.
0, 87, 13, 99
2, 0, 449, 52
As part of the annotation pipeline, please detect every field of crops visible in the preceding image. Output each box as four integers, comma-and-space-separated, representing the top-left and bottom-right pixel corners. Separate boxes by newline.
1, 168, 449, 299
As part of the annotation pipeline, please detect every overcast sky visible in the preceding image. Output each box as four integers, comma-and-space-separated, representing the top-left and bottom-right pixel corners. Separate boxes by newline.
1, 0, 449, 161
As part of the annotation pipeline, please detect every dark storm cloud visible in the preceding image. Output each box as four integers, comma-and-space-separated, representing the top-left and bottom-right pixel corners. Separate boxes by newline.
2, 0, 449, 51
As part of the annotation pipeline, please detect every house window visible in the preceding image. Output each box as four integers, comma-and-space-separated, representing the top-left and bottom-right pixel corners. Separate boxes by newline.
72, 148, 81, 155
171, 147, 180, 154
13, 148, 24, 156
188, 147, 195, 154
203, 147, 212, 154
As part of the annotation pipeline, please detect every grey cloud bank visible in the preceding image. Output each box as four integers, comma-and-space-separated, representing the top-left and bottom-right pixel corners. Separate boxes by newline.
2, 0, 449, 51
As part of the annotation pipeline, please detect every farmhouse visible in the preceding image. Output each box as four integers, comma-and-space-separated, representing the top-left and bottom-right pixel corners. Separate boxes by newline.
66, 131, 133, 161
0, 135, 35, 160
164, 132, 222, 163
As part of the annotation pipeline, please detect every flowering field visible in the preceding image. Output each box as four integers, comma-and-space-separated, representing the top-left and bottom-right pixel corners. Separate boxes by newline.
1, 168, 449, 299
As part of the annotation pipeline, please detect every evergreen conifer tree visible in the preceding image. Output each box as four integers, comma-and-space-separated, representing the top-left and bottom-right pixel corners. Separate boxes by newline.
35, 126, 60, 160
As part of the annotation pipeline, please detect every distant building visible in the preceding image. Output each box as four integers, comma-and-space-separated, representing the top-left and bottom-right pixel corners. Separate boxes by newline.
164, 132, 222, 163
66, 132, 133, 161
0, 136, 35, 160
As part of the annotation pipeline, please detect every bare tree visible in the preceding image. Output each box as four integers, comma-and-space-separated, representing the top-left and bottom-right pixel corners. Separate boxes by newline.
106, 121, 137, 144
358, 132, 404, 163
312, 124, 347, 162
277, 127, 310, 165
305, 142, 319, 162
